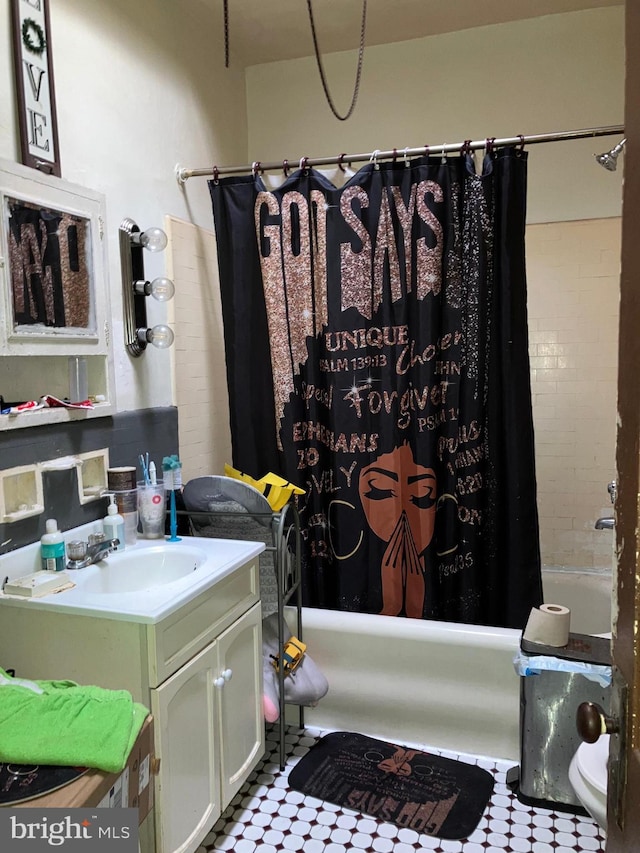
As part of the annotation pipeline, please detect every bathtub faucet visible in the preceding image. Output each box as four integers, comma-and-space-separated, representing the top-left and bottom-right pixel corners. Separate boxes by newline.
595, 480, 617, 529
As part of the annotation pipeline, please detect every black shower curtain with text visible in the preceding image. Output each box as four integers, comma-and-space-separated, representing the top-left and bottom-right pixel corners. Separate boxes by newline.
210, 149, 542, 628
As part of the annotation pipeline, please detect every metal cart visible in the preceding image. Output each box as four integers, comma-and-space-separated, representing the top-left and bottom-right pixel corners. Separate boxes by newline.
180, 476, 304, 770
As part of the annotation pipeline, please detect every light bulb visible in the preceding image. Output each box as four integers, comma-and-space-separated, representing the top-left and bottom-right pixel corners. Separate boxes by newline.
132, 277, 175, 301
138, 227, 168, 252
138, 324, 175, 349
149, 277, 175, 302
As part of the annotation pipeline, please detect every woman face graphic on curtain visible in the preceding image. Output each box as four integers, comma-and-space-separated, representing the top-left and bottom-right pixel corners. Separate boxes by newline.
358, 442, 436, 618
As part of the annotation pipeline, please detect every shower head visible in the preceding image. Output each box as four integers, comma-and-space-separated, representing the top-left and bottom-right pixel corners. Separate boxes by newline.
595, 138, 626, 171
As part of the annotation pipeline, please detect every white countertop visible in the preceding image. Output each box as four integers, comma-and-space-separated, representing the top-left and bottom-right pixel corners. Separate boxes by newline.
0, 529, 265, 624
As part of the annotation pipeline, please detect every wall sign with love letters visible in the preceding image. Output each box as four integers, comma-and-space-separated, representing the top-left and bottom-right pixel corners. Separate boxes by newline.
11, 0, 61, 178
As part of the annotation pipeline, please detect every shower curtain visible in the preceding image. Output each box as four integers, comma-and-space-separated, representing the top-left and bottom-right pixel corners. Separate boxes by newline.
210, 148, 542, 628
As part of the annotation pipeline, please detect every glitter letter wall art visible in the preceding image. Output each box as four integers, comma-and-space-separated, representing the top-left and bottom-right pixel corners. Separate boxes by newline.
7, 197, 93, 332
0, 159, 110, 353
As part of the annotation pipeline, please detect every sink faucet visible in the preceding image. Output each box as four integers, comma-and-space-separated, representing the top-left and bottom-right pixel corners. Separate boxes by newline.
66, 535, 119, 569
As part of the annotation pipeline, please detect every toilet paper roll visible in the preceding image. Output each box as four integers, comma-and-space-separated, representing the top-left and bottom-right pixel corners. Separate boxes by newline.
523, 603, 571, 647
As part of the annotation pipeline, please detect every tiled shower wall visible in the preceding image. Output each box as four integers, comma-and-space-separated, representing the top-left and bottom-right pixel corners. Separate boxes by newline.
527, 217, 620, 570
171, 218, 621, 573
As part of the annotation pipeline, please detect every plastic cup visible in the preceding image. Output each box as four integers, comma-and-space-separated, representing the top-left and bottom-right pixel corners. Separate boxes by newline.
111, 488, 138, 547
136, 481, 166, 539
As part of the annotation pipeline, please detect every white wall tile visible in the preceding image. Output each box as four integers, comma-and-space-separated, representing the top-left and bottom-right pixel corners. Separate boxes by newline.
528, 217, 620, 569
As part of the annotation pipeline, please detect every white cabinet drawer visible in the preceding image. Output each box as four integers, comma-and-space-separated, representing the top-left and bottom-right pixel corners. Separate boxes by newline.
146, 559, 259, 686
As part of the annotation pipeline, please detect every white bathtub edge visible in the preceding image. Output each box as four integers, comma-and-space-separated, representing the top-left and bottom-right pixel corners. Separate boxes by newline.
286, 605, 521, 762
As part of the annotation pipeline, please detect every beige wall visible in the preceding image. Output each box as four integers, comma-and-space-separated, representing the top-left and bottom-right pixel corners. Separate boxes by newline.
165, 218, 232, 482
0, 0, 247, 412
246, 8, 624, 224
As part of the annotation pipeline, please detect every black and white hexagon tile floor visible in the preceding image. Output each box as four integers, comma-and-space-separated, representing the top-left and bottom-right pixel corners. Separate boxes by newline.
199, 726, 605, 853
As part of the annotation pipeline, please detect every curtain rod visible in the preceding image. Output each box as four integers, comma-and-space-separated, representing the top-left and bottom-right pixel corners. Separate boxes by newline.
175, 124, 624, 184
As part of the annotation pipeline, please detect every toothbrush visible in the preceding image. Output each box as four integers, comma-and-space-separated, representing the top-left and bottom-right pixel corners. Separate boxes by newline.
168, 490, 181, 542
139, 454, 150, 485
162, 455, 182, 542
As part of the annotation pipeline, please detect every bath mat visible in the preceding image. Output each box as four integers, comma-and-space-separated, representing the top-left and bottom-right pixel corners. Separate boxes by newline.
288, 731, 494, 840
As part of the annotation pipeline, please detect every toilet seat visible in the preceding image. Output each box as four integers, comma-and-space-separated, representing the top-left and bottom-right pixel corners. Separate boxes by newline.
576, 734, 609, 795
569, 734, 609, 830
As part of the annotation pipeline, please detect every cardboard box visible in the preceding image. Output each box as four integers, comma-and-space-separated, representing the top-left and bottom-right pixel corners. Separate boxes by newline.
12, 715, 155, 824
113, 713, 154, 822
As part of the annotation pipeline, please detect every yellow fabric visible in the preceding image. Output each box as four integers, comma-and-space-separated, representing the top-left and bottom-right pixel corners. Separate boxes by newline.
224, 464, 304, 511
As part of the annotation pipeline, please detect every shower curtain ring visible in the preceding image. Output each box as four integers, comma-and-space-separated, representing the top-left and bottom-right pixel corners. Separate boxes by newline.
403, 147, 410, 168
441, 144, 447, 165
252, 161, 263, 177
460, 139, 472, 156
424, 144, 430, 158
370, 149, 380, 170
283, 159, 290, 177
485, 137, 496, 156
299, 156, 309, 172
516, 135, 526, 156
337, 153, 347, 172
212, 166, 219, 185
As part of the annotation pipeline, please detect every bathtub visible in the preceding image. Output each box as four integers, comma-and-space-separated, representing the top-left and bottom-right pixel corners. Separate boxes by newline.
285, 568, 613, 762
541, 568, 612, 636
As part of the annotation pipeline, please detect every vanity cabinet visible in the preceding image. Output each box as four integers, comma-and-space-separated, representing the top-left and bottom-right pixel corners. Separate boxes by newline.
151, 601, 263, 852
0, 552, 264, 853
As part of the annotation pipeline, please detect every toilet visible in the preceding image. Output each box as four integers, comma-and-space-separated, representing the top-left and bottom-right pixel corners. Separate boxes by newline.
568, 733, 609, 831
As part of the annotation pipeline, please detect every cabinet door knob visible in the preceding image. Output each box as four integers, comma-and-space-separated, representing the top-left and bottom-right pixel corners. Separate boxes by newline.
222, 668, 233, 682
213, 676, 225, 689
576, 701, 619, 743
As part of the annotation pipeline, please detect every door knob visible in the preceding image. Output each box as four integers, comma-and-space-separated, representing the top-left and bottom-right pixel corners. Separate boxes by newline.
213, 676, 225, 689
222, 668, 233, 682
576, 701, 620, 743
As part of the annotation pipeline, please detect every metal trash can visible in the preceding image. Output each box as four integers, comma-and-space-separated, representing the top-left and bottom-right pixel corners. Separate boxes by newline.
507, 633, 611, 812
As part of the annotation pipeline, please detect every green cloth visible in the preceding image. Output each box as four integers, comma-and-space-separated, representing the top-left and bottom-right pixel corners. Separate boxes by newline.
0, 668, 148, 773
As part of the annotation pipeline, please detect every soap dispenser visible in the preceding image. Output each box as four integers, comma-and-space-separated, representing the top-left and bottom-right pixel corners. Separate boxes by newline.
103, 494, 125, 551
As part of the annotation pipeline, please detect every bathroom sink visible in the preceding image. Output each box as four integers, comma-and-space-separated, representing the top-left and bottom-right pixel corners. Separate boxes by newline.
0, 530, 265, 623
77, 544, 208, 594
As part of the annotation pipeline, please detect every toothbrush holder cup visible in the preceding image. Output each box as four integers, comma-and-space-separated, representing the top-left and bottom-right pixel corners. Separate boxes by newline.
136, 481, 166, 539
